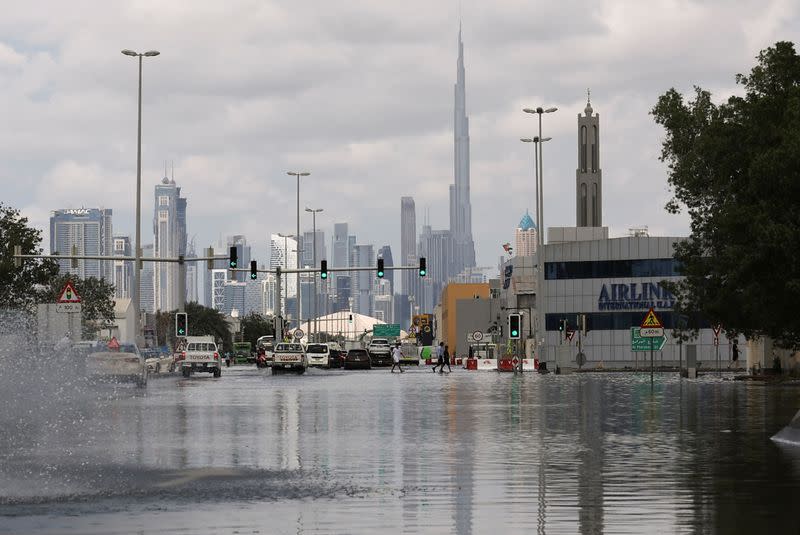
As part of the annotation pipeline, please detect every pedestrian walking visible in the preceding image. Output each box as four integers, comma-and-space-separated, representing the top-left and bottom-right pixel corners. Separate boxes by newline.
730, 339, 740, 369
433, 342, 445, 372
391, 343, 404, 373
440, 345, 452, 373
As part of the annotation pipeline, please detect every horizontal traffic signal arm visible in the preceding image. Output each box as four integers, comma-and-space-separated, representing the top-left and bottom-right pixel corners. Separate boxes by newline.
228, 265, 426, 275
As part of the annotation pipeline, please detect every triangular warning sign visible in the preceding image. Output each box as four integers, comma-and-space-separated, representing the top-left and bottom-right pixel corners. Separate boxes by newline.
57, 281, 81, 303
640, 308, 662, 329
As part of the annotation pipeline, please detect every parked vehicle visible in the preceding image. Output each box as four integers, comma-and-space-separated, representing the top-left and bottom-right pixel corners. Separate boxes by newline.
271, 343, 307, 375
144, 349, 174, 373
344, 348, 372, 370
86, 341, 148, 387
327, 343, 345, 369
306, 343, 330, 368
177, 336, 222, 378
232, 341, 253, 365
367, 338, 392, 366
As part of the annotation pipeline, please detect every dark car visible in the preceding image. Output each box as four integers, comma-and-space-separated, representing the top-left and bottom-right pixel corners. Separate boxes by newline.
328, 348, 344, 369
344, 349, 371, 370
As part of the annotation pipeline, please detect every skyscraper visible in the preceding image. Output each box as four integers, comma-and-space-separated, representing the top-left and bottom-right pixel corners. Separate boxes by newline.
515, 211, 537, 257
269, 234, 298, 316
400, 197, 417, 298
576, 94, 603, 227
350, 244, 374, 316
50, 208, 113, 281
418, 225, 455, 311
112, 236, 132, 299
153, 176, 187, 311
450, 25, 477, 276
140, 243, 155, 313
332, 223, 350, 268
378, 245, 394, 288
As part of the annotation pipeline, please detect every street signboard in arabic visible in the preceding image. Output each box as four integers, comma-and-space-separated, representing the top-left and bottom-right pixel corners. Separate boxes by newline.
631, 327, 666, 352
373, 324, 401, 337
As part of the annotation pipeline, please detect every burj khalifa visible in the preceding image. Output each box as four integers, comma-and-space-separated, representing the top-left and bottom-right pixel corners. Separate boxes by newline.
449, 25, 477, 275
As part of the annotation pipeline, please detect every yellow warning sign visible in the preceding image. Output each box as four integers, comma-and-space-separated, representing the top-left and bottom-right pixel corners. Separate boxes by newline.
640, 308, 662, 329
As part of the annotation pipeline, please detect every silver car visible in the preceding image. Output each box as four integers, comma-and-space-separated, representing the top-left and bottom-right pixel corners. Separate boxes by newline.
86, 342, 148, 388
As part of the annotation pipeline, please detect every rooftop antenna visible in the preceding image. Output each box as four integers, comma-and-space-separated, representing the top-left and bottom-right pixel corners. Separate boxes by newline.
171, 160, 174, 181
164, 160, 167, 178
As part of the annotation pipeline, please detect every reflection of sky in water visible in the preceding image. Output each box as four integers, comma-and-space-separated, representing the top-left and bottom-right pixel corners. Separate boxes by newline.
2, 368, 800, 534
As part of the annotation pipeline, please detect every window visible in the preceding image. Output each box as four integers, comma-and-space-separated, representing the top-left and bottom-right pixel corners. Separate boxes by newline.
592, 183, 598, 226
159, 196, 170, 206
580, 126, 587, 172
545, 259, 681, 280
591, 125, 598, 172
580, 184, 587, 226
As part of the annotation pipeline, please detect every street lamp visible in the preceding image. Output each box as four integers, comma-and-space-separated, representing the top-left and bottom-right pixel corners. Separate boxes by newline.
520, 136, 552, 249
305, 207, 323, 342
122, 48, 160, 346
287, 171, 310, 329
523, 107, 557, 241
523, 106, 556, 371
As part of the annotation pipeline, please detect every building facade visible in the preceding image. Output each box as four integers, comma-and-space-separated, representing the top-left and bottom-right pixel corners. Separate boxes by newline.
153, 176, 187, 312
515, 211, 537, 257
112, 235, 132, 299
450, 26, 477, 277
50, 208, 113, 281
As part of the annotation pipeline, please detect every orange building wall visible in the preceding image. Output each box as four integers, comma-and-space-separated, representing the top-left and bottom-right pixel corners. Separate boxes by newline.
440, 283, 489, 357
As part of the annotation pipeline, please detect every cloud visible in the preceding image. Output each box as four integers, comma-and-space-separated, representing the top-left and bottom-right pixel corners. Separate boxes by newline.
1, 0, 798, 284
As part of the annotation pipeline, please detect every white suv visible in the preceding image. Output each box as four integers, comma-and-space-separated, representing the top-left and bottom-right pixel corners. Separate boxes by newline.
367, 338, 392, 366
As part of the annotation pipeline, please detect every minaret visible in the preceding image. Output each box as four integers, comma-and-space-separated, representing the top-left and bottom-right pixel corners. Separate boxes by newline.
576, 91, 602, 227
451, 23, 476, 274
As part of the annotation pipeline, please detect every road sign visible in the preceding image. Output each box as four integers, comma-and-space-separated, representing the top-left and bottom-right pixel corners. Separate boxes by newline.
566, 329, 575, 342
631, 327, 666, 351
107, 337, 120, 351
294, 329, 305, 339
55, 303, 82, 314
373, 324, 401, 337
712, 324, 723, 337
640, 308, 662, 329
472, 331, 484, 342
640, 327, 664, 338
57, 281, 81, 303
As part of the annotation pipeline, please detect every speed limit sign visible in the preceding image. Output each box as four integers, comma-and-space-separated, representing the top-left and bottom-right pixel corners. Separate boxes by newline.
472, 331, 484, 342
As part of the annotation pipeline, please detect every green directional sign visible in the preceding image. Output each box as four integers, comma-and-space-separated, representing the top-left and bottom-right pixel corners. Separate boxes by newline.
373, 324, 401, 337
631, 327, 666, 352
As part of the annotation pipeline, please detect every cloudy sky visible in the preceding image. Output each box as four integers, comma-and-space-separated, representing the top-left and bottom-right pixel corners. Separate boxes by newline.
2, 0, 799, 285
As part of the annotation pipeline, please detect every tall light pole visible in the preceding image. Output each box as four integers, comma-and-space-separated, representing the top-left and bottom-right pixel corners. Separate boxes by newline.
287, 171, 310, 330
520, 136, 552, 248
122, 48, 160, 346
523, 106, 556, 370
523, 107, 557, 242
305, 207, 323, 342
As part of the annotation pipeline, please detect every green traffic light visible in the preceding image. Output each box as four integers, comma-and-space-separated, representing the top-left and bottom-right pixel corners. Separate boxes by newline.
377, 271, 384, 278
321, 272, 328, 279
511, 329, 519, 337
419, 269, 426, 276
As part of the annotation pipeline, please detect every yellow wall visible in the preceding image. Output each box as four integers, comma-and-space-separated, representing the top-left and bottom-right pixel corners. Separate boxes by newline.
440, 283, 489, 356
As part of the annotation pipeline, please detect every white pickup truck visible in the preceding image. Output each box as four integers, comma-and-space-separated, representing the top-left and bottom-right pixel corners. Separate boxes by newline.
178, 336, 221, 378
271, 343, 307, 375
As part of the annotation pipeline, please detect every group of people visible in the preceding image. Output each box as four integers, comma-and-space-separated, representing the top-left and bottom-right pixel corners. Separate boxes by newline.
389, 341, 452, 374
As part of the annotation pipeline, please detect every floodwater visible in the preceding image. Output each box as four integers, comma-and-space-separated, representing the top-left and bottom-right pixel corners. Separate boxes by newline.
2, 365, 800, 534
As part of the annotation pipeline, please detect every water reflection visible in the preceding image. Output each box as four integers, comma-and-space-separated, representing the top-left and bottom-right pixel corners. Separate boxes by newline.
2, 369, 800, 534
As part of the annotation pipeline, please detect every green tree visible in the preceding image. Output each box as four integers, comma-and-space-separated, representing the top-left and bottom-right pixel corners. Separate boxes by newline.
36, 274, 116, 339
240, 312, 274, 348
651, 41, 800, 347
0, 204, 59, 311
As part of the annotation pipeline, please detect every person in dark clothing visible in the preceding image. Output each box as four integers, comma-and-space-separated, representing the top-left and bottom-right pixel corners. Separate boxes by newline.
439, 345, 452, 373
730, 339, 740, 368
433, 342, 445, 373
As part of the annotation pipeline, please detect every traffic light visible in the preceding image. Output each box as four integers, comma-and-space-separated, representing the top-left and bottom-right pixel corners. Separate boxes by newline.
419, 257, 427, 277
508, 313, 521, 339
559, 319, 568, 332
175, 312, 188, 337
250, 260, 257, 280
320, 260, 328, 279
229, 246, 238, 269
348, 314, 353, 323
377, 258, 384, 278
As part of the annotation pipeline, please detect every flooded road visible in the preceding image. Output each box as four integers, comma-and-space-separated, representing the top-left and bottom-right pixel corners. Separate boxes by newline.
2, 366, 800, 534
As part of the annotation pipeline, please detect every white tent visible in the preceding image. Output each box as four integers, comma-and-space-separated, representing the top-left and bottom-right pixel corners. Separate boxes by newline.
291, 311, 407, 342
